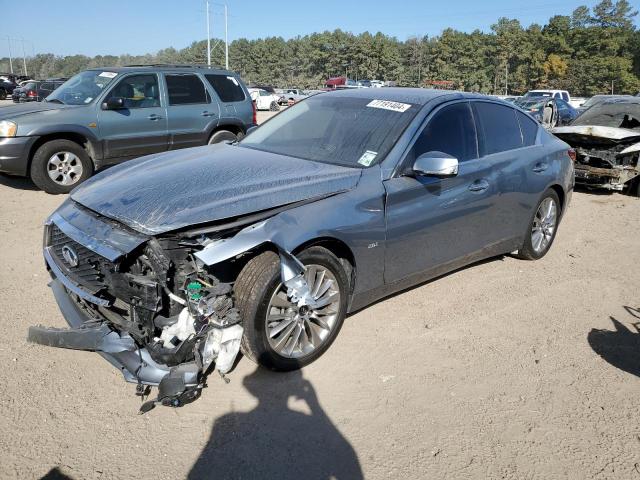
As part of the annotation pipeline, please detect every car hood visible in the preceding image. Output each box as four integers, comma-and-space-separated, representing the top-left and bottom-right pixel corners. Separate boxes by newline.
71, 144, 362, 235
552, 125, 640, 146
0, 102, 81, 120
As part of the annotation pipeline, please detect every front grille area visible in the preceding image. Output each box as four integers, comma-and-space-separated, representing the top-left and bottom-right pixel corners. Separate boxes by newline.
48, 224, 110, 293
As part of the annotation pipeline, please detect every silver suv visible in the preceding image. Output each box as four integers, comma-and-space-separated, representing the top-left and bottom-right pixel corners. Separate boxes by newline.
0, 65, 256, 193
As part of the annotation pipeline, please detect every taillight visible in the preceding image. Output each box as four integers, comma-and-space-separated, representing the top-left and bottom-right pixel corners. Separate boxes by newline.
252, 100, 257, 125
568, 149, 576, 162
27, 90, 37, 97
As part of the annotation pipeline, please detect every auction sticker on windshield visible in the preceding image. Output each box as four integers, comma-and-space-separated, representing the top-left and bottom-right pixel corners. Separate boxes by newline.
367, 99, 412, 113
358, 150, 378, 166
98, 72, 118, 78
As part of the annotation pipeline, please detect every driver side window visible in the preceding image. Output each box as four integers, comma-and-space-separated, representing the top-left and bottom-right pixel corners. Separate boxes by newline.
412, 102, 478, 162
105, 74, 160, 109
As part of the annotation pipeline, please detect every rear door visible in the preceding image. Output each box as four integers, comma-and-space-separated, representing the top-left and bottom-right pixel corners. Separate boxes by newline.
164, 73, 219, 150
97, 73, 168, 160
203, 73, 248, 124
383, 101, 499, 283
471, 101, 534, 243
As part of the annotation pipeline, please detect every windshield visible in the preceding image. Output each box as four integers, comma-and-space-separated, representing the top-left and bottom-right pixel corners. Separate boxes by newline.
46, 70, 118, 105
571, 101, 640, 130
516, 99, 546, 109
240, 95, 420, 167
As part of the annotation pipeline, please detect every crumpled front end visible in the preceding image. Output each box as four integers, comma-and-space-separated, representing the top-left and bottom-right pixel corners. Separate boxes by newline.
552, 125, 640, 191
28, 198, 315, 412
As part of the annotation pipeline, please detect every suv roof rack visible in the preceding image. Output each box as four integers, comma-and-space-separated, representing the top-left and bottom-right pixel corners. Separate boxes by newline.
122, 64, 220, 69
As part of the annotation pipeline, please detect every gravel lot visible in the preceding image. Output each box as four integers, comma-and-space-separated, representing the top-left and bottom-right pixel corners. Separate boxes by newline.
1, 100, 640, 479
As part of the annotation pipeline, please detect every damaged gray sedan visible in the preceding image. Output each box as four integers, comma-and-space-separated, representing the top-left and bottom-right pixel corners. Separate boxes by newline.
29, 89, 574, 410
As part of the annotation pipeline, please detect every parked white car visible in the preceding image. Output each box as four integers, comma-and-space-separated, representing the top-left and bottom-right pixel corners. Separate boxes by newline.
278, 88, 308, 105
248, 88, 281, 111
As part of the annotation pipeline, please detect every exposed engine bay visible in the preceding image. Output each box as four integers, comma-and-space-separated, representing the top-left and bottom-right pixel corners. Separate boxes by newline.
552, 99, 640, 193
27, 200, 310, 413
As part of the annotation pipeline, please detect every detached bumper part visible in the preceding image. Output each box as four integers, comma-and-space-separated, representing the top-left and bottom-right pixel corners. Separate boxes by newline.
27, 323, 136, 353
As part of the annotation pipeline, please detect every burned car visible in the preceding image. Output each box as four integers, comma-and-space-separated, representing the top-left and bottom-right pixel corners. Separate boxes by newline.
28, 89, 574, 410
553, 97, 640, 195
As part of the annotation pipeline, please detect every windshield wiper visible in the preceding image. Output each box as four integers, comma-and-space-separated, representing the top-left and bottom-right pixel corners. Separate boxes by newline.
47, 98, 65, 105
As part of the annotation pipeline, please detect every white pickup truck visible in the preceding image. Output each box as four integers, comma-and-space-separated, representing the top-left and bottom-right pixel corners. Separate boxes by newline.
523, 90, 585, 109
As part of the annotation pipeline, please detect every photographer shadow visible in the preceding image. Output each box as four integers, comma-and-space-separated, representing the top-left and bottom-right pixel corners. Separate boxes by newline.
588, 307, 640, 378
189, 365, 362, 480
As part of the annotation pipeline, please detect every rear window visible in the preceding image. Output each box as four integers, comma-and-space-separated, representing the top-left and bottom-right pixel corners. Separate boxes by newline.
516, 111, 538, 146
166, 74, 209, 105
205, 74, 245, 102
473, 102, 523, 155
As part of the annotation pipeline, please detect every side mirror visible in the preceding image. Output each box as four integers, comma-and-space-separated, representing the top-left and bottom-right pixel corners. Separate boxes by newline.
101, 97, 125, 110
413, 151, 459, 177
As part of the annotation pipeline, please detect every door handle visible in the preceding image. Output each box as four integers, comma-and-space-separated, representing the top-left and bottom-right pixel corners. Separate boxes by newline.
533, 162, 548, 173
201, 111, 216, 117
468, 179, 489, 192
148, 114, 162, 121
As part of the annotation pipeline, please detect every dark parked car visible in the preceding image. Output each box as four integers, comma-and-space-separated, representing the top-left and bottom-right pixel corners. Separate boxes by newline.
28, 89, 574, 410
11, 79, 66, 103
0, 78, 17, 100
515, 97, 578, 128
0, 65, 256, 193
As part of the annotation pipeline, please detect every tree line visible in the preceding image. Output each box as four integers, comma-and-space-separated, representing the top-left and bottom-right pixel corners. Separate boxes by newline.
1, 0, 638, 96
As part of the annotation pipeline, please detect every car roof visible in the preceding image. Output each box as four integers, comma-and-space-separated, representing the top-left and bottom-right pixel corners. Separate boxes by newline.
85, 65, 237, 75
325, 87, 492, 106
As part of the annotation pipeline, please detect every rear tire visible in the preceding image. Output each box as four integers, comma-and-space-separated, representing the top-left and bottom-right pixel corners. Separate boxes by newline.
208, 129, 238, 145
269, 101, 280, 112
235, 247, 349, 371
30, 139, 93, 194
515, 189, 561, 260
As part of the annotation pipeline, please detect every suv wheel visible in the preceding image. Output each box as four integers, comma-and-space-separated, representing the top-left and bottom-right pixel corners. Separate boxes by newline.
208, 129, 238, 145
515, 189, 561, 260
30, 140, 94, 194
235, 247, 349, 371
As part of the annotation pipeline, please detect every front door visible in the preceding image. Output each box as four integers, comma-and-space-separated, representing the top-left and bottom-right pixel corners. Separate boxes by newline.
383, 101, 499, 284
97, 73, 168, 160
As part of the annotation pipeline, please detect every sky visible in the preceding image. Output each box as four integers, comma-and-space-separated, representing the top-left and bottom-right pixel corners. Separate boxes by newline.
0, 0, 638, 58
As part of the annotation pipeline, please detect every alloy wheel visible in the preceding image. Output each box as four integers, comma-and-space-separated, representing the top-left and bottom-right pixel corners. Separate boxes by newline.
531, 197, 557, 254
47, 151, 83, 186
265, 264, 341, 359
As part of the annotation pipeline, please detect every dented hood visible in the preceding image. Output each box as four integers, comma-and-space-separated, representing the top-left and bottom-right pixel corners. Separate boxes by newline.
71, 144, 362, 235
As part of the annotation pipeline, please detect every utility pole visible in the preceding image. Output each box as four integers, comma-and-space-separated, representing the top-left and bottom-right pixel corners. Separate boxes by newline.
505, 62, 508, 96
6, 36, 13, 74
206, 0, 211, 66
21, 38, 28, 76
224, 3, 229, 69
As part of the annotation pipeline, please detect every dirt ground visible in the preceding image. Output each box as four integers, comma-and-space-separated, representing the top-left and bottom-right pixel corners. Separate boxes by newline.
1, 116, 640, 478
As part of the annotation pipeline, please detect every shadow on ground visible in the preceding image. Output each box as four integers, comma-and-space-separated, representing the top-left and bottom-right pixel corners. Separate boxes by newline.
0, 173, 38, 191
188, 367, 362, 480
40, 467, 74, 479
588, 306, 640, 378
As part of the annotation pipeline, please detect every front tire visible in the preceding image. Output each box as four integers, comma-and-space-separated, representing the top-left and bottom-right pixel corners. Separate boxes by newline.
515, 189, 561, 260
30, 140, 93, 194
235, 247, 349, 371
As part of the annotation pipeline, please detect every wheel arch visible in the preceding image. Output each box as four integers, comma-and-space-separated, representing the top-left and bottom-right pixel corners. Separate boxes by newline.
27, 131, 99, 171
548, 183, 566, 213
292, 237, 357, 293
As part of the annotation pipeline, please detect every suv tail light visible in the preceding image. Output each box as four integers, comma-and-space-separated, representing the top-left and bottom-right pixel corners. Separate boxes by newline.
568, 149, 576, 162
27, 90, 37, 98
251, 100, 257, 125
